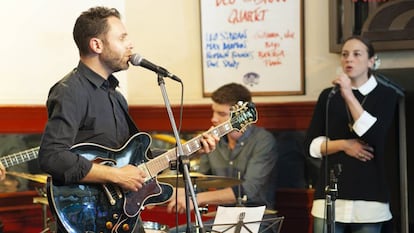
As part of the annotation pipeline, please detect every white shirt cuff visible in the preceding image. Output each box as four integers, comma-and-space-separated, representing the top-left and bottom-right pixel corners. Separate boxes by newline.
352, 111, 377, 136
309, 136, 328, 158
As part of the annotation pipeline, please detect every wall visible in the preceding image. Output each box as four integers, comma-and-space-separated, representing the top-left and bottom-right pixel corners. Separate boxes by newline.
1, 0, 413, 107
0, 0, 126, 105
125, 0, 414, 105
0, 1, 412, 231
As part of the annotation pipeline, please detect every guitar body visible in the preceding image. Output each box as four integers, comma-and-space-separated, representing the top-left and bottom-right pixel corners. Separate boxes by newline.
47, 132, 173, 233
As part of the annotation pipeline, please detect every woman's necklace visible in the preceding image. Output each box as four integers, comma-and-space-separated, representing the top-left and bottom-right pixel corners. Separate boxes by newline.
346, 94, 368, 132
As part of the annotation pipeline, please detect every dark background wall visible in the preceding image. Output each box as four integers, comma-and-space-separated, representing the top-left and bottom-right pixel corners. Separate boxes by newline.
377, 68, 413, 233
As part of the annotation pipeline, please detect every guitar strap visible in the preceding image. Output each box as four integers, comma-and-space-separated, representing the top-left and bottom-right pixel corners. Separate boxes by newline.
115, 96, 154, 159
113, 93, 139, 134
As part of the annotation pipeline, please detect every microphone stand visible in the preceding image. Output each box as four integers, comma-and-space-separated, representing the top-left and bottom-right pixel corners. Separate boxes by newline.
156, 74, 205, 233
325, 92, 341, 233
325, 169, 338, 233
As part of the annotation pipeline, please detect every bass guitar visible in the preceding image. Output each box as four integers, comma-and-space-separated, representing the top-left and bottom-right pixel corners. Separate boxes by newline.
1, 146, 39, 168
47, 101, 257, 233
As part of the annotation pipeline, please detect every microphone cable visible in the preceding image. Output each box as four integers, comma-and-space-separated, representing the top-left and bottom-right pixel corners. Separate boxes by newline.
323, 87, 334, 233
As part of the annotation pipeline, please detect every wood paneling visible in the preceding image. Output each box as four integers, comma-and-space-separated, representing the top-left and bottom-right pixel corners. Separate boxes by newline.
0, 102, 315, 133
0, 191, 49, 233
275, 188, 315, 233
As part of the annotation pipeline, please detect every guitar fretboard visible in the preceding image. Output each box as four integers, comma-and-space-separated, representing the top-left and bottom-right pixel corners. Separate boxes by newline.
142, 122, 234, 177
0, 147, 40, 168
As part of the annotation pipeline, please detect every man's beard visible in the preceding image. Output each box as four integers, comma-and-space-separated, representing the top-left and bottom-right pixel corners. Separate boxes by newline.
101, 49, 129, 73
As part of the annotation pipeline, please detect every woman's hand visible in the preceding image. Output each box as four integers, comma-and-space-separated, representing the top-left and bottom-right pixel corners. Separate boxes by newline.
344, 139, 374, 161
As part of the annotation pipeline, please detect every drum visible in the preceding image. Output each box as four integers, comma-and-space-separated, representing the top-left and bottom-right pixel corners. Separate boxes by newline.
142, 221, 169, 233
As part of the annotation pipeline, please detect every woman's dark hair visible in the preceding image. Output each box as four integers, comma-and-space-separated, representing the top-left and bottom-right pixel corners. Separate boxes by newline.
343, 35, 375, 59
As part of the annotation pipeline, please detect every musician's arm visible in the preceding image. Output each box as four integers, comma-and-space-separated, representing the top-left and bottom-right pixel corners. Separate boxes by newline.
80, 163, 147, 192
197, 188, 236, 206
166, 187, 236, 214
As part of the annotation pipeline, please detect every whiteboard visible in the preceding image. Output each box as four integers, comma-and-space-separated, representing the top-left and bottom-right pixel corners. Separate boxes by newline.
200, 0, 304, 96
0, 0, 125, 105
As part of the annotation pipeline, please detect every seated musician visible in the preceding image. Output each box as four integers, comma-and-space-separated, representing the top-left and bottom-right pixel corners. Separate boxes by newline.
166, 83, 279, 233
0, 135, 31, 192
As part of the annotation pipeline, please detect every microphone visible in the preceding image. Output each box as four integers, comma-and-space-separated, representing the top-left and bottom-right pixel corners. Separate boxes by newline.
129, 53, 182, 82
328, 84, 339, 98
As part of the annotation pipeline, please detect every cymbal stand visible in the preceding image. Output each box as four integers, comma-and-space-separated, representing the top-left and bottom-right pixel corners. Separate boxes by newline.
236, 172, 247, 207
156, 74, 205, 233
34, 186, 56, 233
35, 187, 48, 230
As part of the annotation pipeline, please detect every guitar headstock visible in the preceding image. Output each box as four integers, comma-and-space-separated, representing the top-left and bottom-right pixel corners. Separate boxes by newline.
229, 101, 258, 132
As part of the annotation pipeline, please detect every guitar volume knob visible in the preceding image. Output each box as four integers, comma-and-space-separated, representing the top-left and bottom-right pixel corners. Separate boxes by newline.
122, 223, 130, 231
105, 221, 113, 229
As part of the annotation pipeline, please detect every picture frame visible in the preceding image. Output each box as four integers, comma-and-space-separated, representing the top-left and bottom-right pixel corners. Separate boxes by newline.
200, 0, 305, 96
329, 0, 414, 53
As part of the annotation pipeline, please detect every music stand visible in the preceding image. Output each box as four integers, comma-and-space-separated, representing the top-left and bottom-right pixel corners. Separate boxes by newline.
201, 206, 284, 233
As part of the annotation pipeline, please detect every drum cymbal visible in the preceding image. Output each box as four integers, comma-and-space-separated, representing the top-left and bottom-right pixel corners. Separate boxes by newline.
157, 172, 242, 189
6, 171, 48, 184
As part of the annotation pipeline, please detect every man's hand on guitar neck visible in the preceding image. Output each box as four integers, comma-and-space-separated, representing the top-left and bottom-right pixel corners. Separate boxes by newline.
80, 163, 147, 192
197, 130, 220, 155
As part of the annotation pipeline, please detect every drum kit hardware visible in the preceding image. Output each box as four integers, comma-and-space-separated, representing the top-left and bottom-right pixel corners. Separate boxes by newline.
6, 171, 55, 233
6, 171, 48, 184
155, 172, 282, 233
9, 171, 280, 233
142, 221, 169, 233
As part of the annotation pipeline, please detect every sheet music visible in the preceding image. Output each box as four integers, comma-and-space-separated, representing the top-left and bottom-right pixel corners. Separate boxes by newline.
212, 206, 265, 233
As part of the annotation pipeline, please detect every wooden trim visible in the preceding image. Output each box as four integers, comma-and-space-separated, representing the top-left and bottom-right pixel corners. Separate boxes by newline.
130, 102, 315, 132
0, 190, 46, 233
0, 106, 48, 133
0, 102, 315, 133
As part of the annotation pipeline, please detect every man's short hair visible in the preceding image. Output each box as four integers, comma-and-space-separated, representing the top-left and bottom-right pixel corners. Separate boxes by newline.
211, 83, 252, 106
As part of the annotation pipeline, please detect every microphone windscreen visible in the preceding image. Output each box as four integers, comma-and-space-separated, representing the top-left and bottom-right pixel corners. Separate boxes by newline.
129, 53, 142, 66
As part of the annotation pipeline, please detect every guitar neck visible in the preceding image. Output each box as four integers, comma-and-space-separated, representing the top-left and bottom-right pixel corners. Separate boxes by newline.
0, 147, 40, 168
142, 121, 234, 176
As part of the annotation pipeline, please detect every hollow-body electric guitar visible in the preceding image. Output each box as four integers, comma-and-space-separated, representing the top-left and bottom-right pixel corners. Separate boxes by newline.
47, 101, 257, 233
